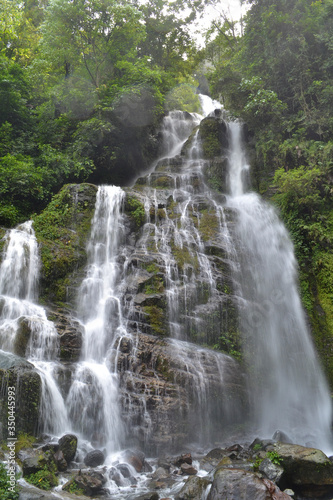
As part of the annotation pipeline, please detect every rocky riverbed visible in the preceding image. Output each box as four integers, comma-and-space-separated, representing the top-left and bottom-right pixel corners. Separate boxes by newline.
11, 432, 333, 500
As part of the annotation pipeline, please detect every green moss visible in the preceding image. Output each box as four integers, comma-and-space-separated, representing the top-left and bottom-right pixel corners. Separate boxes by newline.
150, 176, 174, 189
143, 305, 166, 336
15, 433, 36, 458
199, 118, 227, 159
33, 184, 96, 304
124, 194, 145, 228
155, 355, 173, 381
143, 275, 165, 295
199, 209, 219, 242
171, 242, 199, 273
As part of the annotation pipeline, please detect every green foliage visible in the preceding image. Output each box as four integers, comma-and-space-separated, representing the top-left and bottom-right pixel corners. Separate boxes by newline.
0, 463, 19, 500
15, 433, 36, 457
25, 465, 58, 490
67, 480, 84, 495
165, 83, 200, 113
125, 195, 146, 228
266, 450, 282, 466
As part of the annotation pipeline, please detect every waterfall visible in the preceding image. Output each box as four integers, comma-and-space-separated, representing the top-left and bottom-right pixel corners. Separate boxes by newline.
0, 95, 331, 466
0, 221, 70, 435
66, 186, 126, 452
226, 121, 333, 452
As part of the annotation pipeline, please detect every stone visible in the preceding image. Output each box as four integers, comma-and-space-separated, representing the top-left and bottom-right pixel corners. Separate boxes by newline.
180, 463, 198, 475
174, 453, 193, 467
58, 434, 78, 463
124, 449, 145, 472
207, 468, 293, 500
63, 470, 106, 496
0, 362, 41, 439
54, 449, 68, 471
83, 449, 105, 467
274, 443, 333, 486
176, 475, 211, 500
200, 448, 227, 472
272, 430, 292, 444
259, 458, 284, 484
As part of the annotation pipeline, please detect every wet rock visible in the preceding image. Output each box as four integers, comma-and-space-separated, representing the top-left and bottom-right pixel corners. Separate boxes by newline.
250, 438, 275, 453
22, 452, 43, 476
83, 449, 105, 467
59, 322, 83, 362
152, 466, 170, 480
0, 359, 41, 439
207, 467, 292, 500
259, 457, 284, 484
176, 476, 211, 500
128, 493, 159, 500
63, 470, 106, 496
200, 448, 227, 472
174, 453, 193, 467
180, 463, 198, 475
13, 317, 32, 357
58, 434, 78, 463
54, 449, 68, 471
117, 463, 132, 478
124, 449, 146, 472
272, 430, 292, 444
274, 443, 333, 486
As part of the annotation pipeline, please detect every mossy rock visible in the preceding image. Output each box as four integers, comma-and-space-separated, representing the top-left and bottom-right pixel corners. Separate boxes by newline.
58, 434, 78, 463
198, 117, 229, 159
34, 184, 97, 304
13, 317, 32, 357
143, 305, 167, 336
202, 157, 229, 194
124, 192, 146, 229
199, 209, 219, 242
0, 362, 41, 439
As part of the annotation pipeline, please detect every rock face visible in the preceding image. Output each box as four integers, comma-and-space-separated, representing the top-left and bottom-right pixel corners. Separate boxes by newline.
0, 115, 247, 454
0, 351, 41, 439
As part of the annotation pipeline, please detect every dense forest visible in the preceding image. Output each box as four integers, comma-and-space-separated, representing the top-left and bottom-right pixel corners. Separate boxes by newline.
0, 0, 332, 379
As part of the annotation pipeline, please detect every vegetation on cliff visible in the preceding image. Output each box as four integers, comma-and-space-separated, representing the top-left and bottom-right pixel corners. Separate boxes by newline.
205, 0, 333, 383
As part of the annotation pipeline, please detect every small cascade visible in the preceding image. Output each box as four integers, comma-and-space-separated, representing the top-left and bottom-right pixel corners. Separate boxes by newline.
226, 121, 333, 452
0, 221, 70, 435
67, 185, 126, 452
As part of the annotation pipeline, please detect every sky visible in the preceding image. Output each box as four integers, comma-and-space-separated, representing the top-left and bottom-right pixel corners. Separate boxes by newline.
191, 0, 250, 47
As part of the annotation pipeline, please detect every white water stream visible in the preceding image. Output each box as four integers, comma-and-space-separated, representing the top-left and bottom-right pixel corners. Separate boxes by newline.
225, 121, 333, 452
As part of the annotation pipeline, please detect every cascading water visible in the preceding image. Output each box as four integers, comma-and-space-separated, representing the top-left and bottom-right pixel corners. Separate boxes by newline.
226, 121, 333, 452
67, 186, 126, 452
0, 221, 70, 436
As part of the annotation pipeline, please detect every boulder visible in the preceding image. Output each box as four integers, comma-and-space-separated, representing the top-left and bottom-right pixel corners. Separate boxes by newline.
207, 468, 292, 500
124, 449, 146, 472
63, 470, 106, 496
58, 434, 78, 463
180, 463, 198, 475
0, 357, 41, 439
176, 475, 211, 500
259, 458, 284, 484
274, 443, 333, 486
83, 449, 105, 467
54, 449, 68, 471
174, 453, 193, 467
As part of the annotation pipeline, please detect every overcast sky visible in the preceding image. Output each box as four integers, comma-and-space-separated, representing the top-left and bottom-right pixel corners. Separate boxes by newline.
193, 0, 250, 46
